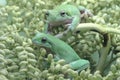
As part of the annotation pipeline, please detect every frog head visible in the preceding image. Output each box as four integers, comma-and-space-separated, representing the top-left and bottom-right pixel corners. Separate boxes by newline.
44, 5, 80, 27
32, 32, 53, 48
44, 10, 72, 27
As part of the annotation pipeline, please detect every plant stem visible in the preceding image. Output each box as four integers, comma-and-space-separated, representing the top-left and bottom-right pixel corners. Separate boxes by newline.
96, 34, 111, 73
74, 23, 120, 35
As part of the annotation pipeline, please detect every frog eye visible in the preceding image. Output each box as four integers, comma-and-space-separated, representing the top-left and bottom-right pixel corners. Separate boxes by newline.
41, 37, 47, 43
45, 11, 49, 16
60, 11, 66, 17
44, 11, 49, 19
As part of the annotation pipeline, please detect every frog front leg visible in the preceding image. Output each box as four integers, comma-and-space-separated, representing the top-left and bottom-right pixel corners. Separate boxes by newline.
69, 59, 90, 72
68, 15, 80, 31
55, 16, 80, 39
44, 23, 53, 34
44, 23, 49, 33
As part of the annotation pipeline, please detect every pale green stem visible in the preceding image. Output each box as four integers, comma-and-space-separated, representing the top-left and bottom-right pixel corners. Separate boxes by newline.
57, 23, 120, 40
74, 23, 120, 35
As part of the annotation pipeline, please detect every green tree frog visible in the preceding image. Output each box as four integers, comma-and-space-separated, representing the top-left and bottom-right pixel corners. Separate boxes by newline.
44, 4, 93, 34
32, 32, 90, 71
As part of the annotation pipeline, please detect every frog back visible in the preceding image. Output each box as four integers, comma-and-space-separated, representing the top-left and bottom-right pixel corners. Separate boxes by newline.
47, 34, 80, 63
54, 4, 80, 17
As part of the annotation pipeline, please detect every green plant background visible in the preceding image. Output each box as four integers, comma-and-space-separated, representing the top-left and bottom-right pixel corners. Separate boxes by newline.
0, 0, 120, 80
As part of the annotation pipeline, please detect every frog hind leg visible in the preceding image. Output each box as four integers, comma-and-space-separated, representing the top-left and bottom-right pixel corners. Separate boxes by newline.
78, 6, 93, 18
69, 59, 90, 72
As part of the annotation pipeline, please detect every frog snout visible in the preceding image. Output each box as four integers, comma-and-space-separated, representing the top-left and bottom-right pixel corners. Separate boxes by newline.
44, 10, 57, 21
32, 38, 39, 46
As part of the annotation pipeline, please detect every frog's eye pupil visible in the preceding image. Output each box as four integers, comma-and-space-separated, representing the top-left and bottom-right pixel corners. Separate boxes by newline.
60, 11, 66, 17
41, 37, 47, 43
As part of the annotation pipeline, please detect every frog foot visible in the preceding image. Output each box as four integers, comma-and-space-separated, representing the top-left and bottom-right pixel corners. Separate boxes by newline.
80, 9, 93, 19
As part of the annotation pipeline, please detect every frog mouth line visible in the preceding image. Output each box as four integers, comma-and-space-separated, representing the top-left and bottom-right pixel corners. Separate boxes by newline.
48, 18, 73, 27
47, 19, 73, 33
